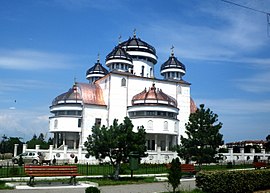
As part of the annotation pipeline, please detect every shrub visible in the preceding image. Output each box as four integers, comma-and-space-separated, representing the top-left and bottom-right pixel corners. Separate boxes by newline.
167, 158, 181, 193
226, 162, 233, 169
196, 169, 270, 193
85, 186, 100, 193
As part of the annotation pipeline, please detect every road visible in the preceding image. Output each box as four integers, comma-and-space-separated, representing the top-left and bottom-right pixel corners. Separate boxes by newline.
0, 179, 196, 193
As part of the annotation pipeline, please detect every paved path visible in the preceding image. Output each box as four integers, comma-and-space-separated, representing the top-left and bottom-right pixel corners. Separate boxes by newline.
0, 179, 196, 193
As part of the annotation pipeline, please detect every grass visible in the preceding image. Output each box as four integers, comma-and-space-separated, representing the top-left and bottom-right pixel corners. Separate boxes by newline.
196, 163, 253, 171
85, 176, 156, 186
161, 189, 205, 193
0, 181, 13, 190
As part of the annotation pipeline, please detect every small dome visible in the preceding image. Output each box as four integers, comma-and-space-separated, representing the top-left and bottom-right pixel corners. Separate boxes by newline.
105, 45, 133, 72
86, 58, 109, 82
190, 97, 197, 114
106, 45, 133, 62
132, 84, 177, 107
160, 52, 186, 75
52, 84, 81, 106
52, 83, 106, 106
86, 60, 109, 77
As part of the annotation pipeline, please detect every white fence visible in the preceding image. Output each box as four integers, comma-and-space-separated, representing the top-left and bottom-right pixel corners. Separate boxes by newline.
219, 148, 270, 163
13, 144, 270, 164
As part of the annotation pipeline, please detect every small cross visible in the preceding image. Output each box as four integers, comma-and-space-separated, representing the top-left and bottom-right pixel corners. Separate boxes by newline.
97, 53, 100, 62
118, 35, 122, 44
171, 45, 174, 56
133, 28, 136, 37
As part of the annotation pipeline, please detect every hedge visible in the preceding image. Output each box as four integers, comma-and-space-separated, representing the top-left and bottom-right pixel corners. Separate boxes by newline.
85, 186, 100, 193
196, 169, 270, 193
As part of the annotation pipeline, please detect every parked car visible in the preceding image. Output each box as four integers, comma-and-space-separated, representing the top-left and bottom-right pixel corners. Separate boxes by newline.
12, 152, 44, 165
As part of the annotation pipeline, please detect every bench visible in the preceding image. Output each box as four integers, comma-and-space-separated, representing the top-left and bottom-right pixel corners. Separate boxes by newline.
24, 165, 79, 186
253, 162, 268, 169
181, 164, 196, 175
166, 163, 196, 175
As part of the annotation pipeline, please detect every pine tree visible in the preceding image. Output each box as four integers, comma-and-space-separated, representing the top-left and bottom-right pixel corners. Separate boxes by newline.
167, 157, 181, 193
177, 104, 224, 165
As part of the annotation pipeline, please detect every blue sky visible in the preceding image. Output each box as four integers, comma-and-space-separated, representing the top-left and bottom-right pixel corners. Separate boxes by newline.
0, 0, 269, 143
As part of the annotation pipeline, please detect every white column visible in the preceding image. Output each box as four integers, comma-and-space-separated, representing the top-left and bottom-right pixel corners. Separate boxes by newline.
14, 144, 18, 157
49, 145, 53, 160
155, 134, 158, 151
54, 133, 58, 148
228, 148, 233, 161
261, 149, 266, 159
64, 145, 68, 160
35, 145, 40, 153
240, 148, 244, 160
23, 144, 27, 153
73, 140, 76, 150
78, 145, 83, 162
251, 148, 255, 160
165, 135, 169, 151
63, 133, 66, 146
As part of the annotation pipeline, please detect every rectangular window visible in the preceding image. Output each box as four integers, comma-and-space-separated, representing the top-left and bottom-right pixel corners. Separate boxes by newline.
151, 140, 155, 150
147, 140, 151, 150
78, 118, 82, 127
160, 141, 166, 151
95, 118, 101, 127
147, 140, 155, 151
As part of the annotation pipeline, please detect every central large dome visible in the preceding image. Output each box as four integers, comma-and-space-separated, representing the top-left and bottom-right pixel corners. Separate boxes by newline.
119, 33, 157, 64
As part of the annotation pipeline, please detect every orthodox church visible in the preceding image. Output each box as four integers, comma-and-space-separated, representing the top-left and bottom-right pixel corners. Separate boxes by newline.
48, 32, 196, 163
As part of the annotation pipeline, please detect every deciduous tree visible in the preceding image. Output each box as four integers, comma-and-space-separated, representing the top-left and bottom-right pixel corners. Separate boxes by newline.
84, 117, 146, 180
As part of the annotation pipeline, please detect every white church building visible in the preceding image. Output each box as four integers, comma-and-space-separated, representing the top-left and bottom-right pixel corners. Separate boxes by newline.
46, 32, 197, 164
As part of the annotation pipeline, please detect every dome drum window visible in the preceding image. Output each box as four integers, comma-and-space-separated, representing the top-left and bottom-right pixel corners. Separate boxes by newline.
128, 110, 177, 119
53, 110, 82, 117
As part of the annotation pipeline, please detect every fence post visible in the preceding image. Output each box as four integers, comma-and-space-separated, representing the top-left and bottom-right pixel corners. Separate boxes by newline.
86, 162, 88, 176
6, 161, 9, 177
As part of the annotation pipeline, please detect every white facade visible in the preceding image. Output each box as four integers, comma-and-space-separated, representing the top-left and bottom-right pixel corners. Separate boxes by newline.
48, 34, 196, 163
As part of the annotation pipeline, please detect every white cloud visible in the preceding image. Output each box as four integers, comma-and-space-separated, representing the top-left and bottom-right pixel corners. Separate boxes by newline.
196, 98, 270, 115
195, 97, 270, 141
0, 49, 74, 70
0, 79, 51, 93
0, 109, 50, 141
235, 71, 270, 93
143, 1, 269, 63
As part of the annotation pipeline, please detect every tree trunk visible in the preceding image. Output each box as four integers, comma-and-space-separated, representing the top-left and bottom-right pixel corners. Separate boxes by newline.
113, 162, 120, 180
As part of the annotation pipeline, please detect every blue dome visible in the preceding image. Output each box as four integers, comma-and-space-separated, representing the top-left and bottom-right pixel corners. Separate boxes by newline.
160, 53, 186, 73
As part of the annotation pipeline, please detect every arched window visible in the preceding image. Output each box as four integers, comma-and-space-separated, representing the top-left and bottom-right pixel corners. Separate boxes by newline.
121, 78, 126, 86
54, 119, 58, 129
147, 120, 153, 130
164, 121, 168, 130
174, 122, 178, 132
